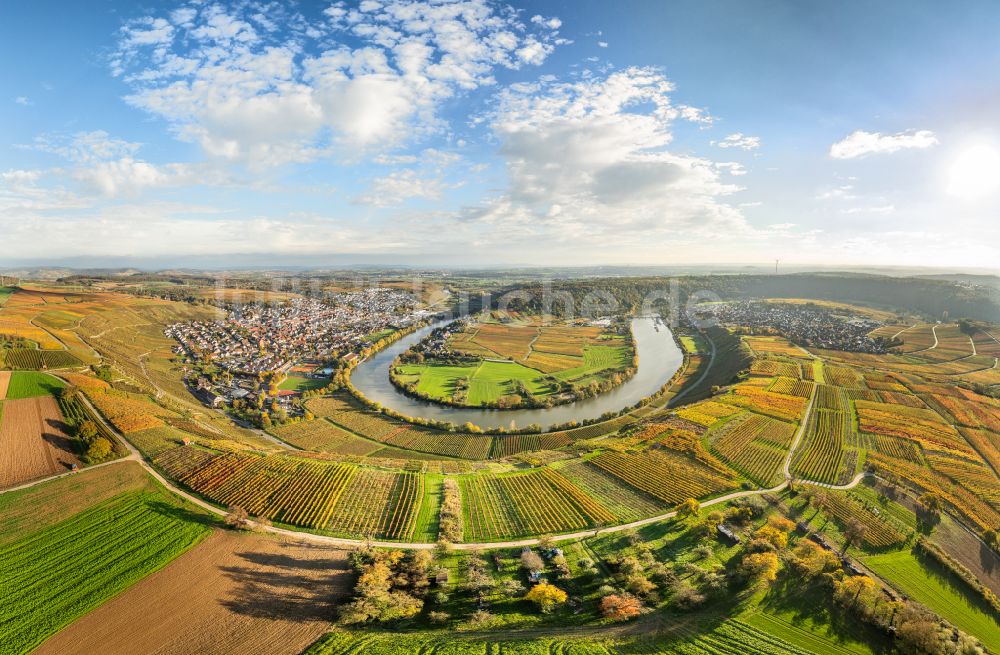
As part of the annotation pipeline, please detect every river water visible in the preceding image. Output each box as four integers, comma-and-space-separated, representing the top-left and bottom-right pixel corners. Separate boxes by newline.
350, 316, 683, 430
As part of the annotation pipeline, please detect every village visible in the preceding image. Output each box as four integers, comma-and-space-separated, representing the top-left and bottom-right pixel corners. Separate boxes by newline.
704, 300, 890, 353
165, 288, 435, 418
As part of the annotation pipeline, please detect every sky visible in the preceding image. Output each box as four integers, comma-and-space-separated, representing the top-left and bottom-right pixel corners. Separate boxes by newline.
2, 0, 1000, 269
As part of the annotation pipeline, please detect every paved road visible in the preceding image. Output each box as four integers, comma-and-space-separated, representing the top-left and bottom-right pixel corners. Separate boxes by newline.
3, 363, 863, 551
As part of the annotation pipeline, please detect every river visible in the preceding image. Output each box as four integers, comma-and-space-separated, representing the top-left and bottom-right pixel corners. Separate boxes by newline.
349, 316, 684, 430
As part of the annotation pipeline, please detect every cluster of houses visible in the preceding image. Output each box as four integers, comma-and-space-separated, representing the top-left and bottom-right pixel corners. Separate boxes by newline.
166, 288, 434, 411
704, 300, 889, 353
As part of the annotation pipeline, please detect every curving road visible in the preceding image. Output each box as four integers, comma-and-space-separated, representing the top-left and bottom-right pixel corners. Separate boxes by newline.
3, 360, 864, 551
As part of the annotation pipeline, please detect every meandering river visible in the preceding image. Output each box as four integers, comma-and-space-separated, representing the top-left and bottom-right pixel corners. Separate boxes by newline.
350, 316, 684, 430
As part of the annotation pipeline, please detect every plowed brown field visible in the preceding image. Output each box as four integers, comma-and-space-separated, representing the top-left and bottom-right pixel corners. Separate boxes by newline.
34, 531, 351, 655
0, 396, 79, 488
0, 371, 9, 398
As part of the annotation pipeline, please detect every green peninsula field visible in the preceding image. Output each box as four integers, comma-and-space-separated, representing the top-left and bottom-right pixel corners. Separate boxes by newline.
391, 315, 637, 407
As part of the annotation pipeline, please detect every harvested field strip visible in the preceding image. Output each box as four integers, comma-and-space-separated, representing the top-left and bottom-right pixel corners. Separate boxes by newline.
0, 491, 210, 655
0, 396, 80, 489
32, 531, 351, 655
0, 371, 8, 399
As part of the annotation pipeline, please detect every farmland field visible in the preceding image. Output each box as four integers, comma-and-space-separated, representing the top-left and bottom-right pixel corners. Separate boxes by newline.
0, 490, 211, 655
33, 531, 351, 655
4, 371, 65, 399
0, 396, 80, 488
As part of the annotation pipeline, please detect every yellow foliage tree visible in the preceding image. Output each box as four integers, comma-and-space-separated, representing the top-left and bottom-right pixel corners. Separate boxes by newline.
741, 552, 780, 583
754, 525, 789, 549
524, 582, 568, 613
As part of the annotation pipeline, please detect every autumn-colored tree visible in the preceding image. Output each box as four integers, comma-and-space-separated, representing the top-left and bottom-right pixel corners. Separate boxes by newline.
834, 575, 879, 610
600, 594, 642, 621
676, 498, 700, 520
766, 515, 796, 533
843, 519, 867, 551
77, 420, 99, 443
524, 582, 568, 613
86, 437, 113, 461
754, 525, 789, 550
740, 552, 780, 583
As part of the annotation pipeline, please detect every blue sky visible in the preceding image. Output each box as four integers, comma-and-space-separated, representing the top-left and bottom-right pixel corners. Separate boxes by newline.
3, 0, 1000, 268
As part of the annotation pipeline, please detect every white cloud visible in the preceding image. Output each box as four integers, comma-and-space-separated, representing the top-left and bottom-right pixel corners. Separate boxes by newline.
353, 169, 452, 207
459, 68, 747, 246
113, 1, 565, 168
815, 184, 855, 201
716, 162, 746, 176
530, 15, 562, 30
14, 96, 32, 106
598, 41, 608, 48
715, 132, 760, 150
829, 129, 938, 159
841, 204, 896, 215
26, 131, 194, 197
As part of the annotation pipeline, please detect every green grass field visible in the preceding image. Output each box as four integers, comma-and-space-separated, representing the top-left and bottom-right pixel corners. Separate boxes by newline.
863, 549, 1000, 651
4, 371, 65, 399
278, 374, 329, 392
396, 343, 631, 407
0, 287, 12, 305
0, 489, 212, 655
396, 359, 552, 406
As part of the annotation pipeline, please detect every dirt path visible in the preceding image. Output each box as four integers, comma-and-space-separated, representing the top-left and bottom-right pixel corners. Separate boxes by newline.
910, 324, 940, 354
33, 531, 352, 655
891, 324, 917, 340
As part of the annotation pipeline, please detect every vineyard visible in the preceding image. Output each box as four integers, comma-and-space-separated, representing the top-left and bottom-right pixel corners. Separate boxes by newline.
590, 450, 737, 506
460, 468, 616, 540
676, 401, 742, 427
555, 459, 667, 521
709, 413, 795, 487
750, 359, 801, 378
0, 348, 82, 370
821, 492, 910, 549
769, 377, 813, 398
717, 385, 807, 422
157, 449, 424, 539
792, 409, 851, 485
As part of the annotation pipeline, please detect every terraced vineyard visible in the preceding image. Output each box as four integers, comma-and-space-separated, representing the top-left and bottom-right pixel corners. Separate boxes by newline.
792, 408, 851, 485
709, 413, 795, 487
590, 450, 738, 505
460, 468, 616, 541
